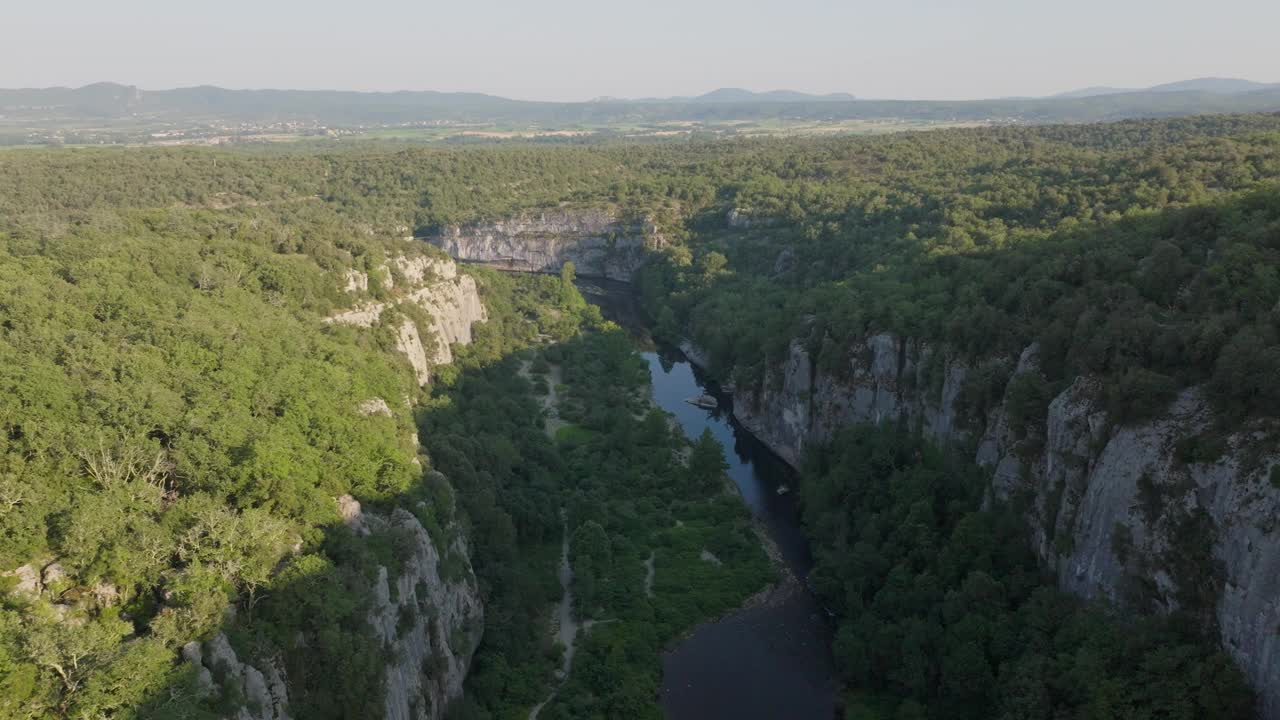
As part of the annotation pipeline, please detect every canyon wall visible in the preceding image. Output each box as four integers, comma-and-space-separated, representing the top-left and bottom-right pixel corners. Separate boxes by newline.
425, 209, 664, 281
183, 634, 291, 720
329, 253, 488, 718
688, 334, 1280, 718
196, 251, 490, 719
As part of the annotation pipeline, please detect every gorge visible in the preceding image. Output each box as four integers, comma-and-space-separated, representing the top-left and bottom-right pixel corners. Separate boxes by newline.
428, 202, 1278, 717
1, 114, 1277, 720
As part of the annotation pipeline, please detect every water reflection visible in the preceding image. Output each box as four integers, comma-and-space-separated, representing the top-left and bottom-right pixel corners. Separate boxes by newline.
643, 349, 836, 720
579, 279, 836, 719
643, 351, 815, 576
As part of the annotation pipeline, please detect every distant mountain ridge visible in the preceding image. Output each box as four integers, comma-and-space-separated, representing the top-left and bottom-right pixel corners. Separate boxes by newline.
1053, 77, 1280, 99
4, 80, 1280, 131
594, 88, 857, 103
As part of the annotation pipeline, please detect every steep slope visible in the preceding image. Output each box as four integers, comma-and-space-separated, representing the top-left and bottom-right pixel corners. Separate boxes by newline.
344, 496, 484, 720
0, 210, 489, 719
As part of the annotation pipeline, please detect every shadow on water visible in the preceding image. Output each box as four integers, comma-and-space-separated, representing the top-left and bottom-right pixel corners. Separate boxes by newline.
581, 279, 837, 720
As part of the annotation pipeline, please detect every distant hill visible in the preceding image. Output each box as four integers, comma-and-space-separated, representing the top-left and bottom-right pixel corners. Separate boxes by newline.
1052, 86, 1139, 99
0, 82, 550, 125
1055, 77, 1279, 99
687, 88, 857, 103
1148, 77, 1278, 94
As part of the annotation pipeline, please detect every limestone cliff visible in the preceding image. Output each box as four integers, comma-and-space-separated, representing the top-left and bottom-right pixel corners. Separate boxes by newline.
688, 334, 1280, 718
327, 254, 487, 385
325, 252, 487, 718
713, 335, 968, 468
340, 495, 485, 720
425, 209, 664, 281
200, 252, 488, 720
183, 635, 291, 720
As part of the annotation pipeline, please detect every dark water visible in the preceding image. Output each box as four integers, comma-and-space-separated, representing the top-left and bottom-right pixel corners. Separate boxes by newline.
578, 279, 837, 720
645, 353, 837, 720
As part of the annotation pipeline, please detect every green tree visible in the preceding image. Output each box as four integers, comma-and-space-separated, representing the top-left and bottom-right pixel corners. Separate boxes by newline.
686, 428, 728, 491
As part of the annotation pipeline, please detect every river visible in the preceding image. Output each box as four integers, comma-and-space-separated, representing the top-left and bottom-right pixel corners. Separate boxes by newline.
580, 279, 837, 719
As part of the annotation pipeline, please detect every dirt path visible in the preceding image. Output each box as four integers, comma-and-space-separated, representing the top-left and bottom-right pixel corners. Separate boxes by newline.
529, 511, 578, 720
542, 365, 566, 438
551, 513, 580, 674
519, 360, 565, 439
643, 552, 656, 598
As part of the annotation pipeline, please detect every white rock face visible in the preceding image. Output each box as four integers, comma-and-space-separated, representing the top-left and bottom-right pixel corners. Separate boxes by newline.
2, 560, 72, 598
181, 641, 218, 697
393, 255, 457, 284
358, 397, 394, 417
405, 274, 486, 367
365, 509, 484, 720
689, 332, 1280, 718
725, 208, 753, 229
728, 335, 970, 468
345, 269, 370, 293
326, 302, 383, 328
327, 255, 486, 386
3, 563, 42, 596
337, 493, 370, 536
396, 319, 433, 386
677, 340, 712, 369
427, 209, 663, 281
192, 633, 291, 720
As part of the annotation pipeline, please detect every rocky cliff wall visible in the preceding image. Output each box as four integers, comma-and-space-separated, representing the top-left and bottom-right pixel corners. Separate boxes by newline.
688, 333, 1280, 718
206, 253, 488, 719
327, 254, 487, 385
4, 249, 490, 720
326, 253, 487, 718
425, 209, 663, 282
340, 494, 484, 720
183, 634, 291, 720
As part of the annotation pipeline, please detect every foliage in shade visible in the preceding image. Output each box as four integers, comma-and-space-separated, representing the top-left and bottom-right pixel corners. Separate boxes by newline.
801, 425, 1254, 720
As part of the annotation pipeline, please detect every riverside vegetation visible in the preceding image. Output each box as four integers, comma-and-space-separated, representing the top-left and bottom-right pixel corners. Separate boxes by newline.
420, 270, 772, 720
0, 111, 1277, 718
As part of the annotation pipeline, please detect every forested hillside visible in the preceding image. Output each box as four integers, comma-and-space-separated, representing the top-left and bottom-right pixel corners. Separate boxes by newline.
0, 199, 440, 715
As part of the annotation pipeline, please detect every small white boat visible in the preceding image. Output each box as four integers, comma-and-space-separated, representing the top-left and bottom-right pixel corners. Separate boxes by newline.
776, 485, 791, 496
684, 394, 718, 410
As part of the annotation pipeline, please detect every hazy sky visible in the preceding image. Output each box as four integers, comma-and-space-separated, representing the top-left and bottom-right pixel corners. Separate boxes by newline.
5, 0, 1278, 101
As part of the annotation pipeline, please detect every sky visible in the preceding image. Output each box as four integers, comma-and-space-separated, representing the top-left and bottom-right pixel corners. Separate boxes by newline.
4, 0, 1278, 101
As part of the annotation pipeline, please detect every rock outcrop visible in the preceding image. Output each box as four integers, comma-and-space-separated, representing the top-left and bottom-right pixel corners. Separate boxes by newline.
327, 254, 486, 385
338, 496, 484, 720
425, 209, 664, 281
184, 634, 291, 720
688, 333, 1280, 718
